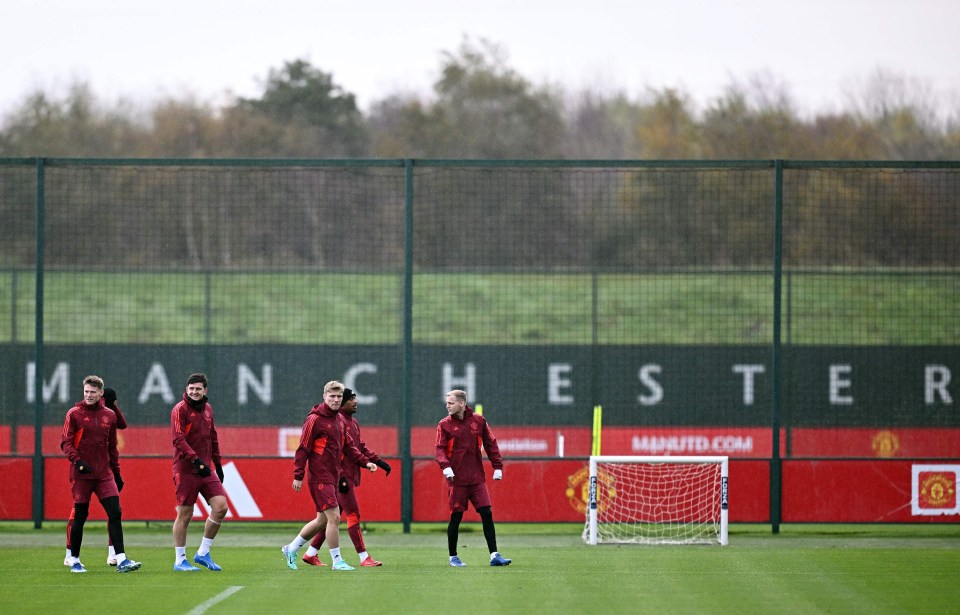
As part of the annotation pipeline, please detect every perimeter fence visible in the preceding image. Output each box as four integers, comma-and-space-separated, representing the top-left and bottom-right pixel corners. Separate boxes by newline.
1, 158, 957, 527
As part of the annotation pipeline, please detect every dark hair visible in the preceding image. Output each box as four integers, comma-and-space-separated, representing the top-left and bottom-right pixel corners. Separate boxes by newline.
187, 372, 208, 387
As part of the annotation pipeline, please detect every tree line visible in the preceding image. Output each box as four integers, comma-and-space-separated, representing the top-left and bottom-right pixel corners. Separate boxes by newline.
1, 39, 958, 160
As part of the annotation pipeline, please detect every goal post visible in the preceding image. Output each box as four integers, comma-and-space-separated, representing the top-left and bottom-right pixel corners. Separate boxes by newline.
584, 455, 729, 546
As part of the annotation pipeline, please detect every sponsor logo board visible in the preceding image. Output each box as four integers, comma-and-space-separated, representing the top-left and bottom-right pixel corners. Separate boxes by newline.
912, 464, 959, 516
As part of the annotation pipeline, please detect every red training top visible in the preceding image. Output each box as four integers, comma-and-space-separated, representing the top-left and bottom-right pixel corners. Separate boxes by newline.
340, 413, 382, 488
293, 403, 369, 485
171, 394, 222, 476
435, 406, 503, 486
61, 400, 120, 480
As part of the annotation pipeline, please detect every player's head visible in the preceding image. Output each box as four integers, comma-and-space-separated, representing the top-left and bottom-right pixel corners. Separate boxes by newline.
187, 372, 208, 387
103, 387, 118, 409
341, 387, 358, 414
445, 389, 467, 417
82, 375, 104, 405
323, 380, 345, 410
185, 372, 208, 401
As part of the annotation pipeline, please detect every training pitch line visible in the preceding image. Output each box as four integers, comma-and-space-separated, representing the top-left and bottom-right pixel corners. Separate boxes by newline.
185, 586, 244, 615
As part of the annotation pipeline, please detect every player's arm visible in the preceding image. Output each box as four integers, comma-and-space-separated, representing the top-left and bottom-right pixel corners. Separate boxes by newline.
434, 423, 451, 467
209, 418, 224, 481
60, 410, 80, 461
108, 421, 120, 473
435, 423, 456, 480
170, 406, 198, 460
356, 431, 391, 475
343, 431, 375, 471
292, 415, 316, 484
112, 404, 128, 430
481, 419, 504, 471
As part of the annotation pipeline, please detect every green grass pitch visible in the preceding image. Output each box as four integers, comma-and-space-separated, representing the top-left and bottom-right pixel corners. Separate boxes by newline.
1, 522, 958, 614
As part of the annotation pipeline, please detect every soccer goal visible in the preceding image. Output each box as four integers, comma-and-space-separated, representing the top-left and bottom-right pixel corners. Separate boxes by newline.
583, 455, 728, 545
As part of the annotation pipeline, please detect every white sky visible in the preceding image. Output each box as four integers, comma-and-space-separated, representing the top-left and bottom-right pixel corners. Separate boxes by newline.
2, 0, 958, 119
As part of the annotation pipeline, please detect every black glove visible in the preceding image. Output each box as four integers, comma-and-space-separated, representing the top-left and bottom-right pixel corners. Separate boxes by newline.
113, 470, 124, 492
215, 462, 224, 483
103, 388, 118, 409
75, 459, 92, 474
193, 458, 211, 478
338, 477, 350, 493
375, 459, 392, 476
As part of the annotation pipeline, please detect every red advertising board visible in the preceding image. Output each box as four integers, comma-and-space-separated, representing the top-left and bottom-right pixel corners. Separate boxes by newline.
788, 428, 960, 458
0, 439, 956, 524
40, 457, 402, 522
7, 425, 959, 460
0, 426, 8, 451
0, 457, 32, 519
10, 456, 763, 523
782, 460, 960, 522
8, 425, 400, 457
0, 457, 940, 523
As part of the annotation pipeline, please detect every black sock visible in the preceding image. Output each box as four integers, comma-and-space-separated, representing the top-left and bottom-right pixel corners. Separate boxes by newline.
447, 512, 463, 556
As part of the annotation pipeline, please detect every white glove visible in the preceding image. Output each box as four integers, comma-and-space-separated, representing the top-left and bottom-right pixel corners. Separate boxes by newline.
443, 467, 455, 479
493, 469, 502, 480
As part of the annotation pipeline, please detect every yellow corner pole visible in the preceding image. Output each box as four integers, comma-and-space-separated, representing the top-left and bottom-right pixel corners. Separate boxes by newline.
475, 404, 483, 416
592, 405, 602, 456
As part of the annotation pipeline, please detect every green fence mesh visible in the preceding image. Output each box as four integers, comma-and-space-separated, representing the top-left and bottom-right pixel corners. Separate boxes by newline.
1, 159, 957, 458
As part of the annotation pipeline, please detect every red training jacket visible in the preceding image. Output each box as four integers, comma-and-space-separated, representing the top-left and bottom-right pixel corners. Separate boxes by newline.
171, 394, 222, 477
340, 412, 382, 488
61, 400, 120, 481
435, 406, 503, 486
293, 403, 369, 485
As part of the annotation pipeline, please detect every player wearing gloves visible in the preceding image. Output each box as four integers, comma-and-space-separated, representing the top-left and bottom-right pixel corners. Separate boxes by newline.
64, 386, 128, 567
282, 381, 378, 571
171, 372, 228, 572
435, 389, 511, 567
304, 387, 392, 567
60, 375, 141, 574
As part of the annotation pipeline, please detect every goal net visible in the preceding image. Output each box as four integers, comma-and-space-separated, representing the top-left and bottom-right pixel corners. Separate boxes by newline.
583, 455, 728, 545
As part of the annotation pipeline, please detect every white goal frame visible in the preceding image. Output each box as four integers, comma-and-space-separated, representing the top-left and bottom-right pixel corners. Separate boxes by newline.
585, 455, 728, 546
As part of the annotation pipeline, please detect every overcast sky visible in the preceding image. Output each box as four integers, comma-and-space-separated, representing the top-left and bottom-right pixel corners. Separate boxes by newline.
2, 0, 958, 119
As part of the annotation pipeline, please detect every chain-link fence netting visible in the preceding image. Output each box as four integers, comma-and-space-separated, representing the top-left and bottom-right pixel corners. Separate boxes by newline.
2, 159, 957, 459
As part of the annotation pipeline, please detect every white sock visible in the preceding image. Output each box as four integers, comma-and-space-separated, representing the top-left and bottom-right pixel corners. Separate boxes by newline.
290, 535, 307, 551
176, 546, 187, 562
108, 545, 116, 559
197, 537, 214, 556
450, 555, 458, 562
305, 546, 319, 557
490, 552, 499, 560
358, 550, 369, 561
115, 552, 126, 563
330, 547, 342, 562
65, 548, 71, 559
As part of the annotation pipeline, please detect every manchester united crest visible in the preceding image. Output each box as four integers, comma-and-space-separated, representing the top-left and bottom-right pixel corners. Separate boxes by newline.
912, 464, 960, 516
566, 465, 616, 515
919, 472, 956, 509
870, 430, 899, 458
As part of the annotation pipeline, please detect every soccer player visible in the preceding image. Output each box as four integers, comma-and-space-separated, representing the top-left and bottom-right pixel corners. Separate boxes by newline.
64, 387, 128, 567
303, 387, 392, 567
60, 375, 141, 573
435, 389, 511, 567
281, 380, 378, 571
171, 372, 228, 572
